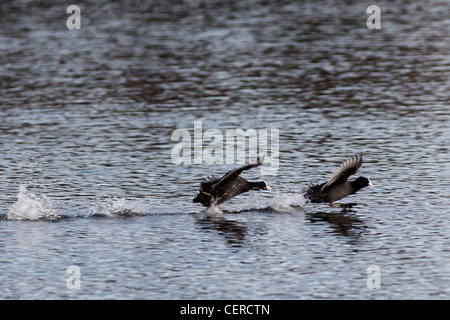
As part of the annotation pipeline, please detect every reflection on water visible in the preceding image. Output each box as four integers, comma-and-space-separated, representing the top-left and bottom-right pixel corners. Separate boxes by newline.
305, 209, 366, 239
195, 214, 248, 247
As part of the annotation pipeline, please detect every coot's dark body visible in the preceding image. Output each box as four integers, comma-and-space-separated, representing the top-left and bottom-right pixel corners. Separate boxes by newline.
193, 160, 271, 207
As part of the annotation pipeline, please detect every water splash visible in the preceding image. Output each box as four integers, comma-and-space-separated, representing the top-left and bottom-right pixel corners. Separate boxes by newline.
268, 191, 306, 212
7, 184, 60, 221
205, 204, 223, 216
90, 196, 150, 217
218, 191, 306, 214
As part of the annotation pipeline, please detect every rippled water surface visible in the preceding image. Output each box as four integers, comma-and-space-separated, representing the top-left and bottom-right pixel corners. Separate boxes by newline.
1, 0, 450, 299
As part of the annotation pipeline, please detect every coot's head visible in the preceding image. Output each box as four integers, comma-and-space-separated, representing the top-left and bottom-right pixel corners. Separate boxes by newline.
193, 192, 212, 206
250, 181, 272, 191
352, 176, 374, 191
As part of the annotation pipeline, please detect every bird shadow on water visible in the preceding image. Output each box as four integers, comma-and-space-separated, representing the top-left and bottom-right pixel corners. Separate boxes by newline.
193, 212, 249, 248
304, 205, 368, 240
192, 203, 369, 250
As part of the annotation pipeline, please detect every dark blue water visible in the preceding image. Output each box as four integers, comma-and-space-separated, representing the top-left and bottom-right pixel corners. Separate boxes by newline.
1, 0, 450, 299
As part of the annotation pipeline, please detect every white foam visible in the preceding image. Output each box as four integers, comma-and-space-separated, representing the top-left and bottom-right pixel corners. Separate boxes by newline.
268, 191, 306, 212
205, 204, 223, 216
8, 184, 60, 221
221, 191, 306, 213
91, 196, 150, 217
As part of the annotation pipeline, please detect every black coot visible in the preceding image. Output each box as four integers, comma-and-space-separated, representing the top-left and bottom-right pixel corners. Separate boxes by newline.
304, 153, 373, 205
193, 159, 272, 207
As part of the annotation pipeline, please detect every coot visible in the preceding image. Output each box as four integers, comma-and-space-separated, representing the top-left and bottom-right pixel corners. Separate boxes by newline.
304, 153, 373, 205
193, 159, 272, 207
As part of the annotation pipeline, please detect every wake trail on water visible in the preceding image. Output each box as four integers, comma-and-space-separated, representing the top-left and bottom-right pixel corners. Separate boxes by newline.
2, 185, 307, 221
221, 190, 306, 214
3, 184, 196, 221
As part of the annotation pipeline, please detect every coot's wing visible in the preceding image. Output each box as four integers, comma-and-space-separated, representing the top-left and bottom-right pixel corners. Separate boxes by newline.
320, 154, 363, 192
212, 158, 263, 189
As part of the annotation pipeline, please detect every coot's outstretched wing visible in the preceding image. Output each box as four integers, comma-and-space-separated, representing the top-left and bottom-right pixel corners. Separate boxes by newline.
211, 158, 263, 190
320, 153, 363, 192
